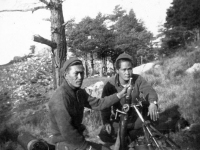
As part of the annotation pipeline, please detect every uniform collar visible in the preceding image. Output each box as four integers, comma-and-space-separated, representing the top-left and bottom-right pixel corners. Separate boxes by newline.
61, 79, 79, 93
115, 74, 133, 87
115, 74, 121, 87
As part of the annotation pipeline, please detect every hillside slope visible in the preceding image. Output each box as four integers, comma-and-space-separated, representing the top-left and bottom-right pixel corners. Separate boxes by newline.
0, 50, 54, 145
0, 47, 200, 149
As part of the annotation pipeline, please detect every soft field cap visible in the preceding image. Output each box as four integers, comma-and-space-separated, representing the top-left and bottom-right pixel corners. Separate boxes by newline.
61, 57, 82, 75
115, 53, 133, 63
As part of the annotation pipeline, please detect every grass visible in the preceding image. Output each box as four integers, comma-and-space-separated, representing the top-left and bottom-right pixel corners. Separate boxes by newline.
141, 48, 200, 149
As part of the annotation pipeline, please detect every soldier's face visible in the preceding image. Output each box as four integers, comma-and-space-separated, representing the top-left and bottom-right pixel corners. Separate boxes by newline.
117, 61, 132, 82
65, 65, 84, 88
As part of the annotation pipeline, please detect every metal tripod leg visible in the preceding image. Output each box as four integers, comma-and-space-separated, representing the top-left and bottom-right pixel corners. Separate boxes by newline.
143, 125, 153, 150
148, 124, 181, 149
143, 122, 163, 149
132, 105, 163, 150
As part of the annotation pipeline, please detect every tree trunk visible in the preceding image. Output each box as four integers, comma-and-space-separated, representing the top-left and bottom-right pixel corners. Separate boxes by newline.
52, 53, 57, 90
104, 56, 107, 76
183, 31, 188, 47
50, 0, 67, 88
100, 62, 103, 77
90, 51, 94, 76
84, 53, 88, 78
141, 56, 143, 65
197, 28, 200, 41
101, 56, 107, 76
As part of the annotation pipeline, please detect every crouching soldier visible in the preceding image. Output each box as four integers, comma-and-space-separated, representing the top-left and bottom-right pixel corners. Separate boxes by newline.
48, 57, 129, 150
99, 53, 159, 144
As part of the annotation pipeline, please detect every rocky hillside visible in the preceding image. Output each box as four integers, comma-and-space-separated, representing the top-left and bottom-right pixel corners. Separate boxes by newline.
0, 49, 53, 138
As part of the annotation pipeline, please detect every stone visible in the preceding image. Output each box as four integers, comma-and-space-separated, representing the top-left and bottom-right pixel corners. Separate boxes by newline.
186, 63, 200, 74
133, 62, 155, 74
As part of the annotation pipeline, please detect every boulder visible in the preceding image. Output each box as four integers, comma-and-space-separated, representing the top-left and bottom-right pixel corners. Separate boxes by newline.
86, 81, 104, 98
186, 63, 200, 74
133, 62, 156, 74
154, 64, 161, 69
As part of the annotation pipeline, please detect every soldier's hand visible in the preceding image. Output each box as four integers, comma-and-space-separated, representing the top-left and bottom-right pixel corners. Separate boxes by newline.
116, 86, 129, 99
148, 103, 159, 121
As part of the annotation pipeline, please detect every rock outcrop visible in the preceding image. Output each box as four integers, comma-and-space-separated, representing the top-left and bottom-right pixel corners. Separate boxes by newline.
133, 62, 157, 74
186, 63, 200, 74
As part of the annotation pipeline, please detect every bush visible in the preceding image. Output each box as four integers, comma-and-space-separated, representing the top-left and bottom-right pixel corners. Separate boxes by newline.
0, 123, 19, 144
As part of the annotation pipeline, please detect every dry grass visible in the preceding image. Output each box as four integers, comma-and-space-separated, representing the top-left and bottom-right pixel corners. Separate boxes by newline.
141, 49, 200, 149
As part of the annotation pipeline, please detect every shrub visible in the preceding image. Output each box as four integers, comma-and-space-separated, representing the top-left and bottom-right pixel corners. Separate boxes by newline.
0, 123, 19, 144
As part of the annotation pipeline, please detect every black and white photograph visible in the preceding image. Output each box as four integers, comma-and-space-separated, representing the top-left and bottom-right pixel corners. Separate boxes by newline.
0, 0, 200, 150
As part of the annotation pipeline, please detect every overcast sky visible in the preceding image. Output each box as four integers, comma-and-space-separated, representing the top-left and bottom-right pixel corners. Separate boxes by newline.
0, 0, 172, 65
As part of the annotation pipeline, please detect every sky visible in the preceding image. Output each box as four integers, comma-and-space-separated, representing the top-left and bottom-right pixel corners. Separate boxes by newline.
0, 0, 173, 65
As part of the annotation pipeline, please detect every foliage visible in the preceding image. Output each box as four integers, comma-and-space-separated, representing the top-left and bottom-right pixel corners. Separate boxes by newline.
66, 5, 155, 65
165, 0, 200, 30
159, 0, 200, 56
159, 26, 194, 55
111, 7, 153, 62
66, 14, 114, 75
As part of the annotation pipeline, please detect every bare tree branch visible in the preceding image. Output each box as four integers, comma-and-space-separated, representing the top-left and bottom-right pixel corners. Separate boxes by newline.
33, 34, 57, 49
39, 0, 49, 6
33, 34, 59, 68
62, 19, 74, 26
62, 21, 69, 26
58, 0, 66, 4
0, 6, 48, 13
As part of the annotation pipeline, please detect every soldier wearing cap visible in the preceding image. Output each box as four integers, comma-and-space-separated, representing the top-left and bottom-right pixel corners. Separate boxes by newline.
48, 57, 129, 150
99, 53, 159, 142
